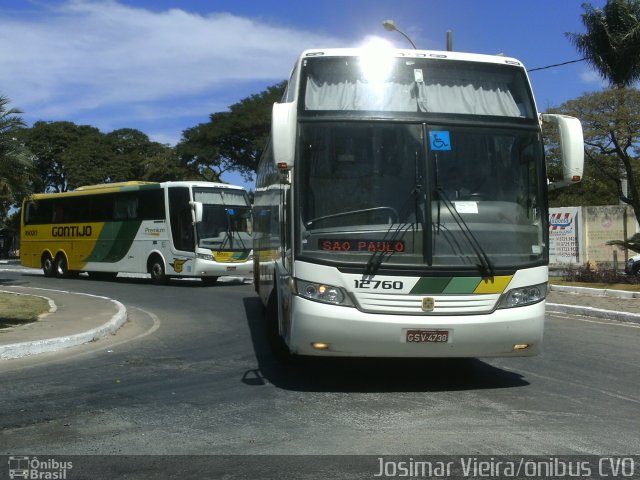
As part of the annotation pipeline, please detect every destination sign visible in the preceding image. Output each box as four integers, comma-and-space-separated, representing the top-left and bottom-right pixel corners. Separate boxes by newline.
319, 239, 405, 252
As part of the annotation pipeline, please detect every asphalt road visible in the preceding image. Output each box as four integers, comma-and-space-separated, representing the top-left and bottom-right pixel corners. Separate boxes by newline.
1, 267, 639, 471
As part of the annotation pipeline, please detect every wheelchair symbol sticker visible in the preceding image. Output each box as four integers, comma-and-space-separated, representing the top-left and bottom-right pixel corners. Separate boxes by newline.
429, 131, 451, 151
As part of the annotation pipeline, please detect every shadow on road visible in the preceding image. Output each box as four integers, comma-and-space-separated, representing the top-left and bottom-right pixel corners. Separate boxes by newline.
15, 271, 248, 288
0, 277, 30, 286
242, 296, 529, 393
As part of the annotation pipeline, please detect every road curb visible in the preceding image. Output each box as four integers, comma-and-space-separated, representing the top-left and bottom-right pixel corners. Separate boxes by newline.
0, 287, 127, 360
546, 302, 640, 325
548, 285, 640, 324
550, 284, 640, 299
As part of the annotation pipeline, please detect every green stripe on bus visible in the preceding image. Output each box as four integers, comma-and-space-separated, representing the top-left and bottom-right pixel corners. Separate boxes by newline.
86, 221, 142, 263
442, 277, 482, 294
409, 277, 451, 294
409, 276, 512, 295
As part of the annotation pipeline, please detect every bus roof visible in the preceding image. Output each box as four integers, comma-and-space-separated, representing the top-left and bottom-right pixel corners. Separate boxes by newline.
28, 181, 247, 200
74, 181, 157, 191
298, 47, 526, 69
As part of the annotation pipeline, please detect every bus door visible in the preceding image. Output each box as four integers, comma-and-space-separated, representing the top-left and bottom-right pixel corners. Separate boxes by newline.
168, 187, 196, 255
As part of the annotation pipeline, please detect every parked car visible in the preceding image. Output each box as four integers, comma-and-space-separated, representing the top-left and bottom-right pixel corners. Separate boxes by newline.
625, 254, 640, 276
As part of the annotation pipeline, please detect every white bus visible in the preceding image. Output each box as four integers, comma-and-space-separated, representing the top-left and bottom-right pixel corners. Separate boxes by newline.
21, 181, 253, 284
254, 47, 584, 360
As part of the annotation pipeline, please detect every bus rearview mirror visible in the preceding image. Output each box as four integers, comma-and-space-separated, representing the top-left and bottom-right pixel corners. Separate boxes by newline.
190, 201, 203, 223
272, 102, 297, 169
542, 113, 584, 190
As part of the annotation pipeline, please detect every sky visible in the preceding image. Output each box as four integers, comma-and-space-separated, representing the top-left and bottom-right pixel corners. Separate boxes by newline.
0, 0, 608, 190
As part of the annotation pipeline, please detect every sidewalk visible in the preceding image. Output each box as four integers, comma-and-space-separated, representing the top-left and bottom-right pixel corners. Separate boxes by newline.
0, 286, 126, 359
547, 285, 640, 323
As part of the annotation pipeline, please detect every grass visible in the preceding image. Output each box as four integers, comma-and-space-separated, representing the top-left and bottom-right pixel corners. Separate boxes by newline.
0, 292, 51, 329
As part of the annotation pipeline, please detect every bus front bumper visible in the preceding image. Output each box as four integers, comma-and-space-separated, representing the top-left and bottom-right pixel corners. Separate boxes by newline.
289, 296, 545, 358
195, 258, 253, 278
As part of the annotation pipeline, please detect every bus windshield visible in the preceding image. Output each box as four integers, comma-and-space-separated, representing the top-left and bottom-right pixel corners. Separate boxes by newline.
193, 188, 252, 251
302, 56, 535, 118
297, 122, 545, 270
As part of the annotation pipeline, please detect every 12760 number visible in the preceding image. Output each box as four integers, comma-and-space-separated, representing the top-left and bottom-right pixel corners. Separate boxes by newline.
354, 280, 404, 290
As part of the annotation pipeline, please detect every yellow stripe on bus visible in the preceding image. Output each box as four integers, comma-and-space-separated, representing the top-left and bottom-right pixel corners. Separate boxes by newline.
473, 275, 513, 294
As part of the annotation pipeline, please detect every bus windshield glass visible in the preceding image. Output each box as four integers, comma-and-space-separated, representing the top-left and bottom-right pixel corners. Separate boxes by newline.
302, 56, 535, 118
297, 122, 545, 270
193, 188, 252, 251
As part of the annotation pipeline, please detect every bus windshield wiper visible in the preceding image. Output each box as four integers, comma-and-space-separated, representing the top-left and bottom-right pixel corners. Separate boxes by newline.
363, 220, 414, 278
365, 151, 428, 277
364, 184, 422, 278
435, 187, 495, 277
218, 206, 248, 252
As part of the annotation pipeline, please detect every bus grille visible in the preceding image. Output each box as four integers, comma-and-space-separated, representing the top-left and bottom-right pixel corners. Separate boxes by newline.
353, 292, 501, 315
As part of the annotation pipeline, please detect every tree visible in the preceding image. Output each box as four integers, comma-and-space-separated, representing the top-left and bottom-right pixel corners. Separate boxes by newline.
0, 95, 33, 211
564, 0, 640, 248
60, 129, 115, 189
177, 82, 286, 182
567, 0, 640, 88
19, 122, 192, 191
105, 128, 169, 180
17, 121, 102, 192
547, 88, 640, 224
140, 148, 201, 183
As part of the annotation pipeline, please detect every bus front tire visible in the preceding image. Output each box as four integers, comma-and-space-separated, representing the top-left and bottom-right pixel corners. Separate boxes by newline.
149, 256, 168, 285
266, 292, 294, 363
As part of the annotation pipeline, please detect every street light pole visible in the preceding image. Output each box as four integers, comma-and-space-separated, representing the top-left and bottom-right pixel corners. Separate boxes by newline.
382, 20, 417, 49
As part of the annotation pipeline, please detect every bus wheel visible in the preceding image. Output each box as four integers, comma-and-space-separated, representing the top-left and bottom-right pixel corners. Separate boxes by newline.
42, 254, 55, 277
201, 276, 218, 286
54, 253, 73, 278
148, 256, 168, 285
266, 291, 294, 363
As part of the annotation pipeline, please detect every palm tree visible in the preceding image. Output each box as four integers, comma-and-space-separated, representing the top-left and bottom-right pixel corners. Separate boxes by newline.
0, 95, 32, 203
566, 0, 640, 88
607, 232, 640, 252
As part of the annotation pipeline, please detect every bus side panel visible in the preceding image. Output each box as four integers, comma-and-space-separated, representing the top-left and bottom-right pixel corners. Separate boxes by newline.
81, 220, 170, 274
21, 223, 107, 271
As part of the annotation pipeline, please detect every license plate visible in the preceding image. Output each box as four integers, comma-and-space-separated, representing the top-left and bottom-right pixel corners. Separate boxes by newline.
406, 330, 449, 343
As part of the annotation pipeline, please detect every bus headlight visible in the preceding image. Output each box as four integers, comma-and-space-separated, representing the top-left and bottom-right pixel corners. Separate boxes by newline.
498, 283, 547, 309
295, 279, 354, 307
197, 253, 214, 261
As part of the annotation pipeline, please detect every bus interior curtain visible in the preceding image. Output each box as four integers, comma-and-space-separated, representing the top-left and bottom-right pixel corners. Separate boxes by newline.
304, 75, 521, 117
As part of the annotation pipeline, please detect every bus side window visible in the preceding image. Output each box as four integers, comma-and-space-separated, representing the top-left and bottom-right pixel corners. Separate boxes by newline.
53, 204, 64, 223
26, 200, 53, 225
114, 195, 138, 220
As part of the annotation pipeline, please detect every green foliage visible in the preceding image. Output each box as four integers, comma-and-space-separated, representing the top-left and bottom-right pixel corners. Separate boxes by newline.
548, 172, 618, 207
19, 121, 192, 192
607, 231, 640, 252
567, 0, 640, 88
177, 82, 286, 181
16, 121, 100, 192
140, 148, 202, 183
0, 96, 33, 215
